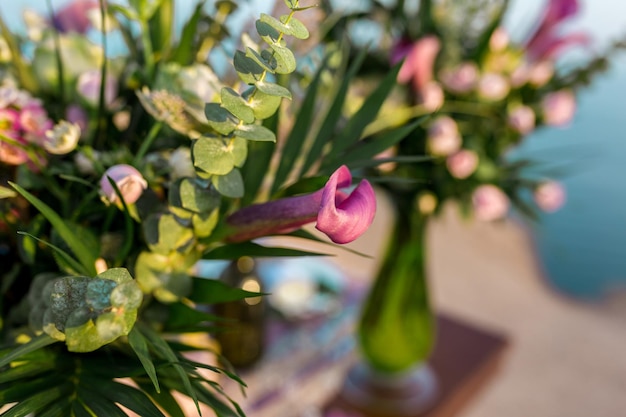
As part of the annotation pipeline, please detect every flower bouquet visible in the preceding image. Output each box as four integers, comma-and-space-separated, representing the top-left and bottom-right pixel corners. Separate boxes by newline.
317, 0, 624, 413
0, 0, 413, 415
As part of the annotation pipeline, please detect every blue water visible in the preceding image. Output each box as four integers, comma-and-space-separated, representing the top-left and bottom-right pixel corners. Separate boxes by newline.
513, 55, 626, 299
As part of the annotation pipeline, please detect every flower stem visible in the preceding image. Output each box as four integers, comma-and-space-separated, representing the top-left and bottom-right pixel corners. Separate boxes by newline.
133, 121, 163, 165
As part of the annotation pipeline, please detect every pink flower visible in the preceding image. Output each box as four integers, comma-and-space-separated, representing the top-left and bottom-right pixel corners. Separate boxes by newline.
446, 150, 478, 179
508, 105, 536, 135
51, 0, 99, 34
77, 70, 118, 108
489, 27, 510, 52
393, 36, 441, 106
18, 105, 53, 140
427, 116, 462, 156
541, 90, 576, 126
525, 0, 589, 61
100, 164, 148, 205
472, 185, 510, 221
0, 141, 28, 165
477, 73, 510, 101
534, 181, 566, 212
226, 165, 376, 244
439, 62, 479, 94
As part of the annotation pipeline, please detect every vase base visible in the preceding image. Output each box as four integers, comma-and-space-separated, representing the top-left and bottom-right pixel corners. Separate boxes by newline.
339, 362, 439, 417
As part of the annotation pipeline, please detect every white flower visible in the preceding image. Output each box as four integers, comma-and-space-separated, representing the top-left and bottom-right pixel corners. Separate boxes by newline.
44, 121, 81, 154
169, 147, 195, 180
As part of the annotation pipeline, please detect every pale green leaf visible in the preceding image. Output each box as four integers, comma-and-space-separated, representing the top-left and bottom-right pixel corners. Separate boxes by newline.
221, 87, 255, 124
204, 103, 238, 135
233, 50, 264, 85
193, 136, 248, 175
211, 169, 244, 198
245, 47, 275, 73
263, 44, 296, 74
234, 124, 276, 142
254, 80, 292, 99
280, 15, 309, 39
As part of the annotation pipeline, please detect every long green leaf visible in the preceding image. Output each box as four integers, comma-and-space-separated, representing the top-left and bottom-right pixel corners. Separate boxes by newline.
298, 46, 368, 177
0, 334, 57, 369
16, 232, 88, 276
270, 56, 327, 194
323, 61, 403, 164
128, 326, 160, 393
202, 241, 329, 260
1, 384, 71, 417
140, 325, 201, 416
0, 361, 55, 384
324, 117, 427, 170
135, 380, 186, 417
189, 277, 264, 304
83, 378, 166, 417
9, 182, 97, 276
78, 387, 128, 417
171, 2, 206, 64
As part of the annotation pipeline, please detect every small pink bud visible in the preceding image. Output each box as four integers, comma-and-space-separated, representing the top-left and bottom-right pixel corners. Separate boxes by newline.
427, 116, 462, 156
446, 150, 479, 179
439, 62, 479, 94
477, 73, 510, 101
489, 27, 509, 52
472, 184, 510, 221
534, 181, 566, 212
528, 61, 554, 87
542, 90, 576, 126
508, 105, 536, 135
100, 164, 148, 205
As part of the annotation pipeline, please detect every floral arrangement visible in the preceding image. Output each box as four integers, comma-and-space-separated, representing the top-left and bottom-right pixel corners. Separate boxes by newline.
0, 0, 399, 415
321, 0, 620, 221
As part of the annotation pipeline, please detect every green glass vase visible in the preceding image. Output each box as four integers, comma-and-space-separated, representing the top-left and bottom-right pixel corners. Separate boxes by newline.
340, 199, 438, 416
358, 204, 435, 373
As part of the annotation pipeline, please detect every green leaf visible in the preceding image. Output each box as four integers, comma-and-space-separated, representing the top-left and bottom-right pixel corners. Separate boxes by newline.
204, 103, 238, 135
234, 124, 276, 142
211, 168, 244, 198
270, 57, 325, 194
78, 387, 128, 417
135, 381, 186, 417
84, 378, 166, 417
325, 117, 427, 170
139, 325, 201, 416
129, 327, 161, 393
165, 302, 222, 331
1, 384, 71, 417
298, 47, 368, 177
326, 61, 403, 160
192, 209, 219, 238
233, 50, 265, 85
245, 47, 275, 73
0, 334, 58, 369
193, 136, 247, 176
203, 241, 329, 260
280, 15, 309, 39
244, 88, 283, 120
9, 182, 97, 276
171, 2, 205, 65
189, 277, 263, 304
221, 87, 255, 124
254, 80, 292, 99
16, 232, 88, 276
256, 19, 280, 44
264, 43, 296, 74
172, 178, 221, 214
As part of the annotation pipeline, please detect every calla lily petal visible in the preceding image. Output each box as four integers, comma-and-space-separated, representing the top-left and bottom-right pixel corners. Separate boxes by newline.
316, 174, 376, 244
226, 165, 376, 244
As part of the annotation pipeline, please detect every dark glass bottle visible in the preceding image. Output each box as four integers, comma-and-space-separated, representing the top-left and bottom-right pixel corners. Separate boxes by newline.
214, 256, 265, 369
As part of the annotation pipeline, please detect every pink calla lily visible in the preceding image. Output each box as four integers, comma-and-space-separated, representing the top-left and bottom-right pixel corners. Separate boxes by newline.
226, 165, 376, 244
51, 0, 99, 34
525, 0, 588, 60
